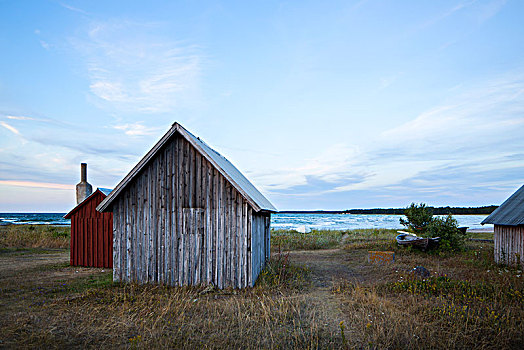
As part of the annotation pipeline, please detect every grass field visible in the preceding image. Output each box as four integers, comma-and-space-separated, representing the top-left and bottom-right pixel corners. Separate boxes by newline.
0, 224, 70, 248
1, 225, 522, 349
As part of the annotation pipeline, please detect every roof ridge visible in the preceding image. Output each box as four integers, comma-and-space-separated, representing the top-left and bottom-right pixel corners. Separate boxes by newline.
481, 184, 524, 226
97, 122, 276, 213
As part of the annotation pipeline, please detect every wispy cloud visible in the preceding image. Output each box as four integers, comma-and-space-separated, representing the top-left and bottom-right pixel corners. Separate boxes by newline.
382, 74, 524, 145
60, 2, 90, 16
0, 121, 21, 135
0, 180, 73, 190
113, 122, 162, 136
34, 28, 51, 50
257, 72, 524, 202
39, 40, 50, 50
0, 111, 146, 190
418, 0, 479, 30
73, 20, 203, 113
476, 0, 507, 23
6, 115, 38, 121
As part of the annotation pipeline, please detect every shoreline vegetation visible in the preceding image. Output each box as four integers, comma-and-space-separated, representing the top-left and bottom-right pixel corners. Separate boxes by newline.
0, 225, 69, 248
2, 225, 522, 348
280, 205, 498, 215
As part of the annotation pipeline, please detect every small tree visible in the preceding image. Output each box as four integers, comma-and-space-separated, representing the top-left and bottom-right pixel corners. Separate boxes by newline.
426, 214, 465, 251
400, 203, 465, 252
399, 203, 433, 234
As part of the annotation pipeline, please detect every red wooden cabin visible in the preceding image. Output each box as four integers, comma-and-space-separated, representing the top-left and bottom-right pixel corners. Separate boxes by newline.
64, 188, 113, 267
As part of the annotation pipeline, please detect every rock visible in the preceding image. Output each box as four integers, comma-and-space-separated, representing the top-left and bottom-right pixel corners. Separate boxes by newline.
412, 266, 430, 278
296, 225, 311, 233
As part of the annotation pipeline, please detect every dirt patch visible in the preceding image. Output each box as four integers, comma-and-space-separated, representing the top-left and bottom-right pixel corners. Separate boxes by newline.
0, 248, 110, 319
286, 249, 361, 287
281, 248, 384, 341
0, 248, 69, 275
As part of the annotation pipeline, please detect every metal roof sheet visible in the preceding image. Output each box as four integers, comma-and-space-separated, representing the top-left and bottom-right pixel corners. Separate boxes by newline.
97, 122, 276, 213
182, 127, 277, 212
98, 188, 113, 196
481, 184, 524, 226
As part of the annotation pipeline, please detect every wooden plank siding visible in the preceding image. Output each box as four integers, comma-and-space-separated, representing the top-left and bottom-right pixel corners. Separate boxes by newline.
494, 225, 524, 267
111, 134, 271, 288
67, 190, 113, 268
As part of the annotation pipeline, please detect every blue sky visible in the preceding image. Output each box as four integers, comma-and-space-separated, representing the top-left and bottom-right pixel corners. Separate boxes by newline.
0, 0, 523, 212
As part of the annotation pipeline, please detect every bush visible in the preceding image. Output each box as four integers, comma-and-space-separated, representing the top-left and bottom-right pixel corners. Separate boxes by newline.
400, 203, 465, 252
399, 203, 433, 234
426, 214, 466, 251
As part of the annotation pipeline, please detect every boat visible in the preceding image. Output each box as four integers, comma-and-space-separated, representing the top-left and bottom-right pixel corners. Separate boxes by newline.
396, 231, 440, 250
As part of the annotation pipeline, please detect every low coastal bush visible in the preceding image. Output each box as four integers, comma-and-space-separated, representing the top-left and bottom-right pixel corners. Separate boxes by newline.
400, 203, 465, 252
0, 225, 70, 248
426, 214, 466, 251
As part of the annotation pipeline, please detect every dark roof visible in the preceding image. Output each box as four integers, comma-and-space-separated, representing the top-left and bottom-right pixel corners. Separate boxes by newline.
97, 122, 276, 213
481, 184, 524, 226
64, 188, 113, 219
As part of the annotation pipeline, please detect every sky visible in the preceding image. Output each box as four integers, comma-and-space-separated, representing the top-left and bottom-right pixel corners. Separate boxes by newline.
0, 0, 523, 212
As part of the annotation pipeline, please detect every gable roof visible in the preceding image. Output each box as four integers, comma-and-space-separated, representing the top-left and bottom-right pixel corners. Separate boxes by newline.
481, 184, 524, 226
97, 122, 276, 213
64, 188, 113, 219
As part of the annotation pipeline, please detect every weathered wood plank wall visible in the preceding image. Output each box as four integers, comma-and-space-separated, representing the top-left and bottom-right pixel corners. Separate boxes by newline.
112, 134, 270, 287
494, 225, 524, 267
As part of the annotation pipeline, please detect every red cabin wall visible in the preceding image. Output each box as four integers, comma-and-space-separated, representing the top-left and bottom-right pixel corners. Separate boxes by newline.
70, 191, 113, 268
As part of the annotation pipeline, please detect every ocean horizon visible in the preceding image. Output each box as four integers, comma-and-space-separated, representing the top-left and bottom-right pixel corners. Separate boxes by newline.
0, 212, 492, 231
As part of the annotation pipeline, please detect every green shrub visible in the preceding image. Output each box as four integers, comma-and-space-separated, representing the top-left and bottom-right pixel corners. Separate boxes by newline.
426, 214, 466, 251
399, 203, 433, 234
400, 203, 466, 252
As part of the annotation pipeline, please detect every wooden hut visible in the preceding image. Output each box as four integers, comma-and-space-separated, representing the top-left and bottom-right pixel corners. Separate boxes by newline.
482, 184, 524, 267
97, 122, 277, 288
65, 188, 113, 268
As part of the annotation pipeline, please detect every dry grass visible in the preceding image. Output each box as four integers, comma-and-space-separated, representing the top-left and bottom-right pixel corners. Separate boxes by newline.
271, 229, 345, 251
3, 285, 334, 349
1, 226, 520, 349
0, 251, 342, 349
0, 225, 70, 249
270, 228, 397, 251
334, 237, 524, 349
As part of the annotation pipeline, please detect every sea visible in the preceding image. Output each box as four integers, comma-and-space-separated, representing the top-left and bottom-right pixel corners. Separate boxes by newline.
0, 212, 493, 231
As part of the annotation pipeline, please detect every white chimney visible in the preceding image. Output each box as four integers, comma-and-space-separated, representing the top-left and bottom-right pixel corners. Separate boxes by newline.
76, 163, 93, 204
